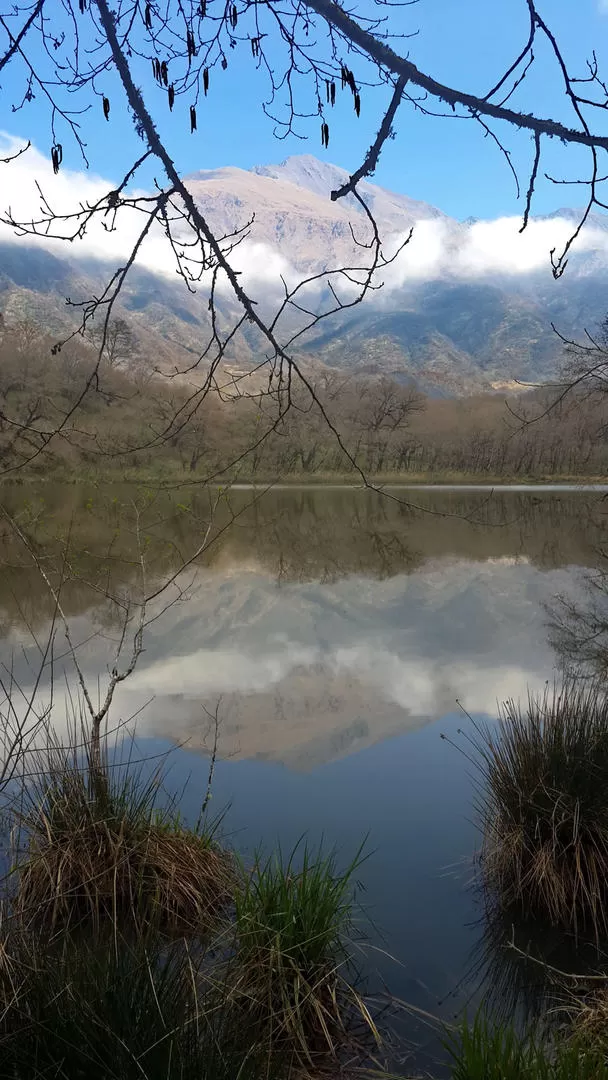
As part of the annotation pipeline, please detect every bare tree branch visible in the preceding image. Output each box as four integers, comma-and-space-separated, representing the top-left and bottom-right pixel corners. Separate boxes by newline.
330, 73, 407, 201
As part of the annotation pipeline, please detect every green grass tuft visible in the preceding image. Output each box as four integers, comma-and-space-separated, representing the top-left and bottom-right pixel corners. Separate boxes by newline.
0, 924, 277, 1080
231, 842, 378, 1067
444, 1011, 608, 1080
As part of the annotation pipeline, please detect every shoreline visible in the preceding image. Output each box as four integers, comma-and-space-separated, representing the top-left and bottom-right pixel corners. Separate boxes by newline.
2, 471, 608, 491
226, 480, 608, 493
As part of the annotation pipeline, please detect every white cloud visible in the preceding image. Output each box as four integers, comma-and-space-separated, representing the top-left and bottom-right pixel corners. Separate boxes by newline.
0, 134, 168, 271
113, 556, 569, 729
2, 132, 607, 304
380, 214, 608, 289
461, 216, 605, 275
0, 133, 301, 302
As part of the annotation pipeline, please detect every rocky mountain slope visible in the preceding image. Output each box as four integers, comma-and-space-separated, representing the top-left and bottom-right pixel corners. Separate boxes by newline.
1, 154, 607, 395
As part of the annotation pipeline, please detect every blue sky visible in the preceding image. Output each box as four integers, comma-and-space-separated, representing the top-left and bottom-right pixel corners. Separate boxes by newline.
1, 0, 608, 220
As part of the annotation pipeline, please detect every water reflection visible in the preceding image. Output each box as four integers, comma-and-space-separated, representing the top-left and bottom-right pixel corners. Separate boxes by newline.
0, 553, 582, 769
0, 487, 604, 616
1, 485, 607, 1044
109, 556, 574, 768
0, 488, 602, 767
467, 902, 608, 1032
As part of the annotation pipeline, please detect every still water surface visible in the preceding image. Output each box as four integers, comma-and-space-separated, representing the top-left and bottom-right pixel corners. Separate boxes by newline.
1, 485, 607, 1066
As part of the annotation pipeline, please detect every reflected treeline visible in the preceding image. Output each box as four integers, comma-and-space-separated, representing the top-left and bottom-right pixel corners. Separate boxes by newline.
218, 488, 607, 581
0, 483, 605, 634
0, 484, 214, 637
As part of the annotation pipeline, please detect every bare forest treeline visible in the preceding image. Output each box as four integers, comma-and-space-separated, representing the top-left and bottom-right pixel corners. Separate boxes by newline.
2, 324, 608, 481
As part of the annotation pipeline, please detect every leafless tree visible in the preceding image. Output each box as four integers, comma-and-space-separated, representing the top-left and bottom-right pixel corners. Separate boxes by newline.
90, 317, 136, 369
0, 0, 608, 483
2, 0, 608, 776
495, 311, 608, 445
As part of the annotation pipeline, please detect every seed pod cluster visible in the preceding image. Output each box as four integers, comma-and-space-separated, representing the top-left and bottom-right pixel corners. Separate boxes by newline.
229, 3, 237, 29
340, 64, 356, 93
168, 84, 175, 110
78, 0, 86, 12
51, 143, 63, 174
102, 96, 110, 120
190, 105, 197, 132
321, 122, 329, 148
187, 30, 196, 58
144, 2, 152, 27
325, 79, 336, 106
251, 36, 260, 57
203, 67, 209, 94
340, 64, 361, 115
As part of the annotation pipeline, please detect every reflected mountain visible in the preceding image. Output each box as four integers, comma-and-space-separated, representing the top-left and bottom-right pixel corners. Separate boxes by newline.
33, 556, 580, 770
0, 487, 601, 770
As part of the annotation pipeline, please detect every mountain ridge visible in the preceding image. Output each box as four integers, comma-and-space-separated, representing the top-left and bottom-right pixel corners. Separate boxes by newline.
2, 153, 608, 395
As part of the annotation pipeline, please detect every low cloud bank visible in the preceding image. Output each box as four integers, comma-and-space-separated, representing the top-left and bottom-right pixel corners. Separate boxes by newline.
1, 134, 606, 302
381, 215, 608, 288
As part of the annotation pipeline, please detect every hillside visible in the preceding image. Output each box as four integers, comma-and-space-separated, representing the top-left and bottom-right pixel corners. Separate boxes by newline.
1, 154, 608, 395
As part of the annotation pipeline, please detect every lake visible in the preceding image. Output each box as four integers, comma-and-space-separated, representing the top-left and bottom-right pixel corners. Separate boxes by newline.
1, 484, 606, 1072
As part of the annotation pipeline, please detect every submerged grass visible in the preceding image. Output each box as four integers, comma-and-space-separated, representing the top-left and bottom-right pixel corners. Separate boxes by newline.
471, 680, 608, 938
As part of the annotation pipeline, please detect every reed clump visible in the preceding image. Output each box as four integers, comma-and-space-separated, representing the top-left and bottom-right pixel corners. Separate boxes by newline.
566, 983, 608, 1057
0, 729, 378, 1079
13, 738, 235, 935
2, 833, 376, 1078
473, 681, 608, 938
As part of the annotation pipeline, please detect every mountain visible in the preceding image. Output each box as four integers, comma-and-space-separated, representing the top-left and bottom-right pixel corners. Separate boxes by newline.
186, 154, 459, 272
1, 154, 608, 395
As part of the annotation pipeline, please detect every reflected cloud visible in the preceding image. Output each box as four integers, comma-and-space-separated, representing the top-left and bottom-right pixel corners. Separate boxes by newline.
102, 557, 580, 769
